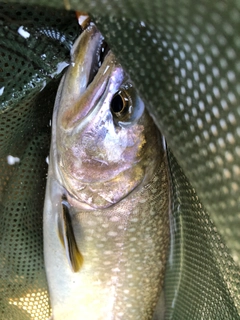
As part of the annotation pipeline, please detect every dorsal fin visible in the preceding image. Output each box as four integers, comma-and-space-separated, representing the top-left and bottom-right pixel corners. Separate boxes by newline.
57, 195, 84, 272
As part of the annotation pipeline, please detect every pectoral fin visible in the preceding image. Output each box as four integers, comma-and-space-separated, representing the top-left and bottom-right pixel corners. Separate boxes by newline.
57, 195, 83, 272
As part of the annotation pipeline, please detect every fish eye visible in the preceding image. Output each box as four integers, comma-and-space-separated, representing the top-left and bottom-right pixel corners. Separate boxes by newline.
110, 90, 131, 119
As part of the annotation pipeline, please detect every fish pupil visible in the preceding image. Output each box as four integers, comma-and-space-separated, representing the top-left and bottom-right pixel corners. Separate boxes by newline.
111, 94, 124, 113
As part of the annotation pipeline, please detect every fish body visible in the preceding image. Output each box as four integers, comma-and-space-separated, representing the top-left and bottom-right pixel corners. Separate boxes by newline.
44, 23, 170, 320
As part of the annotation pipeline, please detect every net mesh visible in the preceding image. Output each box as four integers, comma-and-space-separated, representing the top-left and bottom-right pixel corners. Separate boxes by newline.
1, 0, 240, 319
0, 3, 80, 319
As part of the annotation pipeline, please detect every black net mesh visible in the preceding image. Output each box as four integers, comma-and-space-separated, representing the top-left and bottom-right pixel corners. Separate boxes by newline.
1, 0, 240, 319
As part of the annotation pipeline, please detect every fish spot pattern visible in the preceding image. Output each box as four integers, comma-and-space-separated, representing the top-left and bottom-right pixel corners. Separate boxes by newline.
73, 159, 169, 319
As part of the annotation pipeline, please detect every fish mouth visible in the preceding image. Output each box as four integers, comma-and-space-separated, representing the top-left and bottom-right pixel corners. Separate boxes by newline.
70, 22, 110, 92
86, 37, 110, 88
58, 23, 118, 132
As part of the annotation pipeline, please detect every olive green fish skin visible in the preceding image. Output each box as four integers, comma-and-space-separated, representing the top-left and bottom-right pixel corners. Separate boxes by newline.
44, 23, 170, 320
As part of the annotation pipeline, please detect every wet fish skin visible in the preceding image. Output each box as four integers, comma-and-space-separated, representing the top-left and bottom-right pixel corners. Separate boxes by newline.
44, 23, 170, 320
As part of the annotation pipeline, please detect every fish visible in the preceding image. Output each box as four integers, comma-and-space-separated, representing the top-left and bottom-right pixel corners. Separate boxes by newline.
43, 22, 170, 320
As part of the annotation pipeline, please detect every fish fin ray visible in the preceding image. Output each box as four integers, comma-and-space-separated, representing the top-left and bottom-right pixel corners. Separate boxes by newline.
57, 196, 84, 272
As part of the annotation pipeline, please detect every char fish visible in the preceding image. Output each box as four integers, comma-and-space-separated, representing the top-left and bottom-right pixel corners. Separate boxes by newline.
44, 23, 170, 320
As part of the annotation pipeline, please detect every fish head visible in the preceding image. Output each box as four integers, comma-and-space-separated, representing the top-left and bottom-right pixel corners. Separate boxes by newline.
52, 24, 162, 209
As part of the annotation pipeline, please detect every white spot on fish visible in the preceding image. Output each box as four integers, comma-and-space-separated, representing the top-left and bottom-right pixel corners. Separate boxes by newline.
0, 87, 4, 96
92, 257, 100, 262
50, 61, 69, 78
129, 237, 137, 241
102, 223, 109, 228
41, 53, 46, 60
116, 242, 123, 247
46, 156, 49, 165
17, 26, 30, 39
7, 155, 20, 165
109, 216, 120, 222
103, 250, 113, 255
107, 231, 118, 237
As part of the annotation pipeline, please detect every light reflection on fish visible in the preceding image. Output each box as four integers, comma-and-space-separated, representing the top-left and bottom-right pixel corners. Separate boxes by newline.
44, 23, 170, 320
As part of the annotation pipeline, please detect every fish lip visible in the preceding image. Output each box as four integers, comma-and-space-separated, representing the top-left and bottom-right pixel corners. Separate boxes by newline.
86, 39, 110, 88
71, 22, 109, 89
